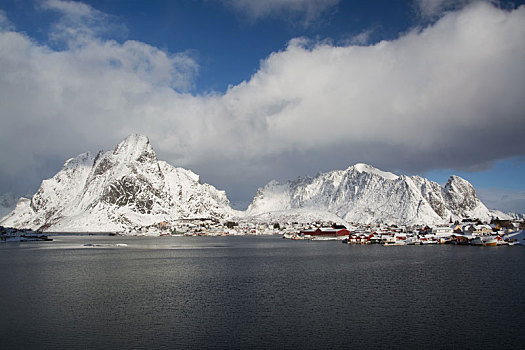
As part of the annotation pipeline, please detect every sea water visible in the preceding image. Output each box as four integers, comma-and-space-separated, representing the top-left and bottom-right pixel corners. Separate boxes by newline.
1, 235, 523, 349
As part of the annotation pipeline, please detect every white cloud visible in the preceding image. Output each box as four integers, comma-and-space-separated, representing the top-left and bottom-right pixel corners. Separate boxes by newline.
414, 0, 494, 19
41, 0, 94, 17
40, 0, 127, 46
216, 2, 525, 162
346, 28, 375, 46
221, 0, 340, 25
0, 10, 13, 31
0, 1, 525, 207
37, 0, 197, 90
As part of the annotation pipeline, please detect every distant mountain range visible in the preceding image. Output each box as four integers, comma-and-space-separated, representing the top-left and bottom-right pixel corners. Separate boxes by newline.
0, 134, 513, 231
245, 163, 507, 225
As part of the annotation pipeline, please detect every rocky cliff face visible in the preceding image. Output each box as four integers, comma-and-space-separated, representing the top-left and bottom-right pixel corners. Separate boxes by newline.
1, 134, 233, 232
246, 163, 492, 225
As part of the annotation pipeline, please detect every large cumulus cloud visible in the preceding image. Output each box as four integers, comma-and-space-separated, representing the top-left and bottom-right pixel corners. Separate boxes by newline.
0, 0, 524, 205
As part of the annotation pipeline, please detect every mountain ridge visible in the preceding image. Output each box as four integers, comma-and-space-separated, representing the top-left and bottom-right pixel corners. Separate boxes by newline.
245, 163, 499, 225
1, 134, 234, 232
1, 135, 514, 231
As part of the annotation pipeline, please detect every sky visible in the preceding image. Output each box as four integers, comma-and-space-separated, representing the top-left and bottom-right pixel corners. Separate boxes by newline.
0, 0, 524, 212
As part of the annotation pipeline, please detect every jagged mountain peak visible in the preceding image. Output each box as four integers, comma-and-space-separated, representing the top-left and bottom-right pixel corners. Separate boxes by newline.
63, 152, 94, 169
444, 175, 478, 204
446, 174, 472, 188
247, 164, 492, 225
112, 134, 156, 163
115, 133, 150, 150
1, 135, 233, 232
284, 163, 399, 190
89, 134, 162, 186
442, 174, 485, 218
348, 163, 399, 180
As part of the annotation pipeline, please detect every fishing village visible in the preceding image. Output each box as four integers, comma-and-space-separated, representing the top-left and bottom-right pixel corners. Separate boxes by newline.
2, 216, 524, 247
283, 218, 524, 246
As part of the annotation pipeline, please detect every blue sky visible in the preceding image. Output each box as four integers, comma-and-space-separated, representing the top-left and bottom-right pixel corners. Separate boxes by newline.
0, 0, 419, 93
0, 0, 524, 212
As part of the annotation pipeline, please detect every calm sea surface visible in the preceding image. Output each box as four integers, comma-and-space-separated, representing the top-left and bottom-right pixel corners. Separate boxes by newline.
1, 235, 524, 349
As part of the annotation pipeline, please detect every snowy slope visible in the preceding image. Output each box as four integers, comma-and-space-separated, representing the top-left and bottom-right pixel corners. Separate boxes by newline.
240, 208, 352, 226
487, 209, 514, 220
246, 163, 493, 225
1, 134, 233, 232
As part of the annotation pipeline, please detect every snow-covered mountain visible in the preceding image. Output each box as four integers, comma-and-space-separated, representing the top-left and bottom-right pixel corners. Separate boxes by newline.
241, 208, 353, 226
0, 193, 17, 220
1, 134, 233, 232
246, 163, 493, 225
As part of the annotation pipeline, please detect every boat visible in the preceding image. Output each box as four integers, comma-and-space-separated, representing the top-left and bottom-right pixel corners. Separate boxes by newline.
383, 240, 406, 246
471, 237, 483, 246
406, 237, 421, 245
420, 237, 438, 244
471, 236, 497, 246
482, 237, 498, 246
496, 237, 508, 246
